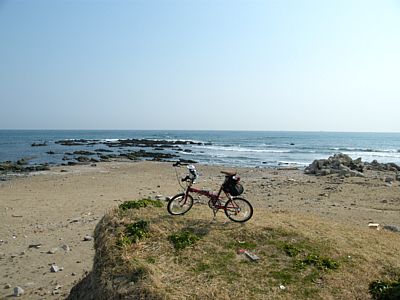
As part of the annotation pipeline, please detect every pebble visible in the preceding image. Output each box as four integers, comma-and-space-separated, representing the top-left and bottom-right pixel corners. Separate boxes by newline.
69, 218, 81, 224
83, 235, 93, 241
61, 244, 71, 252
385, 176, 394, 183
13, 286, 24, 297
28, 243, 42, 249
50, 265, 59, 273
48, 248, 59, 254
4, 283, 11, 289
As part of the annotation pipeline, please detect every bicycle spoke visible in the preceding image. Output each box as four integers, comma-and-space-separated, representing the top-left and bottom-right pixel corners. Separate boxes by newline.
224, 198, 253, 222
167, 193, 194, 215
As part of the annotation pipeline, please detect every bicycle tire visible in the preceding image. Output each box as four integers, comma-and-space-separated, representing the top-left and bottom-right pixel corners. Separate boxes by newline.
224, 197, 253, 222
167, 193, 194, 215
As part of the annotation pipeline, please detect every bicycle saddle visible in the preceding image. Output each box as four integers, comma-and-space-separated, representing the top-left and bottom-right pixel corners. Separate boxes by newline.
221, 170, 236, 176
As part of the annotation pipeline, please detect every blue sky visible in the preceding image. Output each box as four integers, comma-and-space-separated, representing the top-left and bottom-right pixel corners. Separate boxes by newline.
1, 0, 399, 132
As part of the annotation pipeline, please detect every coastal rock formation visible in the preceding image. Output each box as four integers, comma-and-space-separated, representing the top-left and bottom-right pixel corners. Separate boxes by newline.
31, 142, 47, 147
305, 153, 365, 177
364, 160, 400, 172
55, 138, 207, 149
0, 161, 50, 173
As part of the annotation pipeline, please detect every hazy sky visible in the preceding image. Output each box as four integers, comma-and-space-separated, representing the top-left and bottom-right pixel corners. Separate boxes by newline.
1, 0, 399, 132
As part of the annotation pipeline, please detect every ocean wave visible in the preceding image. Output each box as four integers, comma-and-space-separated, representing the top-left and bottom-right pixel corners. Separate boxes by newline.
194, 145, 292, 153
192, 145, 320, 154
330, 147, 399, 153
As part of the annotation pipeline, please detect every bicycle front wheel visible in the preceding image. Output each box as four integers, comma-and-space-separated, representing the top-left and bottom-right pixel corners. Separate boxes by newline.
167, 193, 194, 215
224, 197, 253, 222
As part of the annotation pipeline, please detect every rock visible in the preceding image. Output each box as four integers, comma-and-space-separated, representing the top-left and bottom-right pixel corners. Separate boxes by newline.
385, 177, 394, 183
73, 150, 96, 156
76, 156, 91, 162
31, 142, 47, 147
60, 244, 71, 252
50, 265, 59, 273
368, 223, 380, 230
366, 160, 400, 171
16, 158, 28, 165
383, 225, 400, 232
4, 283, 11, 289
47, 248, 59, 254
13, 286, 24, 297
305, 153, 365, 177
83, 235, 93, 241
396, 174, 400, 181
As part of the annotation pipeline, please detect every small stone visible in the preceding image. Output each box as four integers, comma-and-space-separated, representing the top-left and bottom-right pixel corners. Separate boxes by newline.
368, 223, 380, 230
47, 248, 58, 254
4, 283, 11, 289
71, 272, 77, 276
50, 265, 59, 273
83, 235, 93, 241
60, 244, 70, 252
385, 176, 394, 183
279, 284, 286, 290
13, 286, 24, 297
28, 243, 42, 249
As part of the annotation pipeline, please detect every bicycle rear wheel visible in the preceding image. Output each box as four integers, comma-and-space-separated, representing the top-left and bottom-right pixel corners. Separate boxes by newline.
224, 197, 253, 222
167, 193, 194, 215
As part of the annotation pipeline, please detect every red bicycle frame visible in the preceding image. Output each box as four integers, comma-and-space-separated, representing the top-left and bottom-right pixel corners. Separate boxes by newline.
184, 181, 231, 209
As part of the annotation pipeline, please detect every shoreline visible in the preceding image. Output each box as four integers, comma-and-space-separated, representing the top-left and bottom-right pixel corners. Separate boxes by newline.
1, 161, 400, 298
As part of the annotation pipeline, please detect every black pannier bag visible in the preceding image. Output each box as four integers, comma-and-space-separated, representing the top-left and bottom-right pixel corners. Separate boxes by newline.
223, 177, 244, 196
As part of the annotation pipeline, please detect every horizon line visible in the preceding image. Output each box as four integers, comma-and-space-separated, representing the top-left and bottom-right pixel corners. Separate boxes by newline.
1, 129, 400, 134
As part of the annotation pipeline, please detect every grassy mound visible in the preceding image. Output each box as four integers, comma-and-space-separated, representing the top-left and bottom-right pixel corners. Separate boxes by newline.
68, 200, 400, 299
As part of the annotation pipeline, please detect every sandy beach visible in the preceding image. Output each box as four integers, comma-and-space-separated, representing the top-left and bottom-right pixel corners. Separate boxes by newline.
1, 161, 400, 299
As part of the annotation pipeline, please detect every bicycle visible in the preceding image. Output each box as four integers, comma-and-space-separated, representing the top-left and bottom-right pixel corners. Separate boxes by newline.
167, 161, 253, 223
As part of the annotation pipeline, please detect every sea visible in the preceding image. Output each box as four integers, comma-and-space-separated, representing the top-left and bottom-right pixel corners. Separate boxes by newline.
1, 130, 400, 168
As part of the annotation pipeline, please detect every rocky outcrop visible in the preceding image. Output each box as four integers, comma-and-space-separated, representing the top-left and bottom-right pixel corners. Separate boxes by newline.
119, 150, 177, 161
55, 138, 208, 149
0, 161, 50, 173
31, 142, 47, 147
364, 160, 400, 172
305, 153, 365, 177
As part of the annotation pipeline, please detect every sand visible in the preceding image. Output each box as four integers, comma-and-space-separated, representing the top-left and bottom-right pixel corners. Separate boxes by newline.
1, 161, 399, 299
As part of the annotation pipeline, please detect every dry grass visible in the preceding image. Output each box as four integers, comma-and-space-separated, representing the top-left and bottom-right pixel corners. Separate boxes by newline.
72, 200, 400, 300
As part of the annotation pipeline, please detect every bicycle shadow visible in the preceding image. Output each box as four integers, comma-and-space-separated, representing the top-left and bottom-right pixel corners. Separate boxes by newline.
160, 210, 248, 238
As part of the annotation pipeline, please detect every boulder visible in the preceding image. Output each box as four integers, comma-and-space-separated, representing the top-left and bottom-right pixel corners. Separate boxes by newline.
305, 153, 365, 177
76, 156, 91, 162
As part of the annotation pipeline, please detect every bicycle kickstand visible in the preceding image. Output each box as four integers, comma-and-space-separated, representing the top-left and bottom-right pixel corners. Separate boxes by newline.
211, 208, 218, 221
